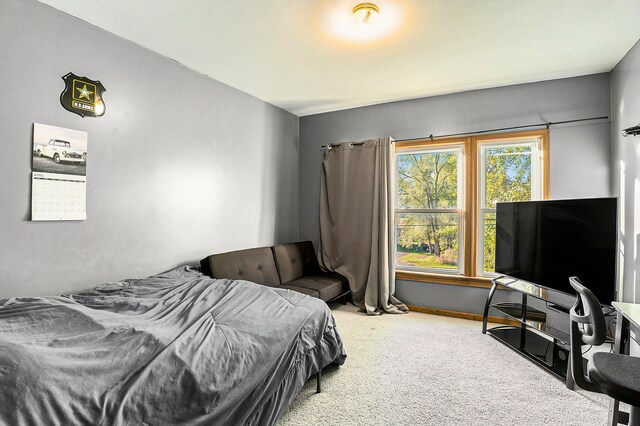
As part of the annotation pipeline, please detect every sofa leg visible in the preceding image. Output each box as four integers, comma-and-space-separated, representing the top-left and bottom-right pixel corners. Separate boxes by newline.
316, 369, 322, 393
339, 292, 350, 305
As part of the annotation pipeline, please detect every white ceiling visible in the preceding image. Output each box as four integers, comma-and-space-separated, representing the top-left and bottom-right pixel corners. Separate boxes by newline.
37, 0, 640, 116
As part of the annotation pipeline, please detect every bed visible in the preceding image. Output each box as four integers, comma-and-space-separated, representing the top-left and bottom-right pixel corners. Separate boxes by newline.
0, 266, 346, 425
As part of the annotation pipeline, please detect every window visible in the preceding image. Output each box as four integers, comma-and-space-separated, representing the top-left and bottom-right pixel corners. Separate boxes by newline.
395, 144, 465, 273
394, 130, 548, 284
478, 140, 541, 275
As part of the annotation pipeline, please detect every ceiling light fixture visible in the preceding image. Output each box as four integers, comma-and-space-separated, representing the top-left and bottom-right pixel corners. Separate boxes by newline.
352, 3, 380, 31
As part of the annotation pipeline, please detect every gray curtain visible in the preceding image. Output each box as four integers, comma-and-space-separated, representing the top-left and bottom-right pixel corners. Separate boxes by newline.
318, 138, 408, 315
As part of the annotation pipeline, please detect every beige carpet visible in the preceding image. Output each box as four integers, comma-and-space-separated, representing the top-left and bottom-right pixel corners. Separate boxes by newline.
277, 304, 608, 426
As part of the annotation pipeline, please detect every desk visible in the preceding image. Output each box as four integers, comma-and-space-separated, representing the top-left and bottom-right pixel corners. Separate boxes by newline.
613, 302, 640, 335
610, 302, 640, 425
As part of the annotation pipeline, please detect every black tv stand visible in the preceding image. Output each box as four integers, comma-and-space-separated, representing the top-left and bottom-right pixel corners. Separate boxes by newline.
547, 303, 570, 315
482, 276, 609, 384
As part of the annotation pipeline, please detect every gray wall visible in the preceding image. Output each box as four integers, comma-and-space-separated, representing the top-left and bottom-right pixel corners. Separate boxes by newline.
300, 74, 612, 314
611, 39, 640, 303
0, 0, 299, 297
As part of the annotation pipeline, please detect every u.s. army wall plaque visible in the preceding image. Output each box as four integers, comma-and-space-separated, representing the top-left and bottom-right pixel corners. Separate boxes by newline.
60, 72, 106, 118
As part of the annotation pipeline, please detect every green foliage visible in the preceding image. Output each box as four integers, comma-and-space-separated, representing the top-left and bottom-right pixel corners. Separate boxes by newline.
396, 251, 457, 270
482, 146, 532, 272
483, 213, 496, 273
484, 146, 532, 208
396, 151, 459, 268
397, 151, 457, 210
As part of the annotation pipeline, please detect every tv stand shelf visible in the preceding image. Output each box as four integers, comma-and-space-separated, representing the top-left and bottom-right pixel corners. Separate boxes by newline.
487, 326, 568, 379
490, 302, 570, 347
491, 302, 546, 323
482, 276, 576, 382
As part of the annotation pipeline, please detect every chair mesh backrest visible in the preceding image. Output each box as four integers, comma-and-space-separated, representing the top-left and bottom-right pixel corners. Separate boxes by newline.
568, 276, 607, 392
569, 276, 606, 346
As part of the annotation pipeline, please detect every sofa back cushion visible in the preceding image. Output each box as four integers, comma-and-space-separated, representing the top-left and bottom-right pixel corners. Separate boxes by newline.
200, 247, 281, 286
272, 241, 321, 284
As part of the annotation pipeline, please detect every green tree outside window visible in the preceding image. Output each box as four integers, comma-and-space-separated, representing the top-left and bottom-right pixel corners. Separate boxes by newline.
396, 150, 461, 270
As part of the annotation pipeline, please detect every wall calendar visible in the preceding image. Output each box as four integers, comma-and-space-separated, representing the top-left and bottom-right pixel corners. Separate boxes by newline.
32, 123, 87, 221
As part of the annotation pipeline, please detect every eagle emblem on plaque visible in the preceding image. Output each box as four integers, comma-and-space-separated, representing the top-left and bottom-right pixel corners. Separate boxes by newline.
60, 73, 106, 117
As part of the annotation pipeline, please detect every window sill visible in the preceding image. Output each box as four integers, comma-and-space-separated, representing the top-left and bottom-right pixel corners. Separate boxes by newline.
395, 270, 495, 289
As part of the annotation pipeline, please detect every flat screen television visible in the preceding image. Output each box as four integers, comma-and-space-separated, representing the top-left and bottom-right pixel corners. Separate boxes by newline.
495, 197, 617, 306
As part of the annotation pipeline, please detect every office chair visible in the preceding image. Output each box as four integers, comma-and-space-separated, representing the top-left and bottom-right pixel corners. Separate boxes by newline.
569, 277, 640, 426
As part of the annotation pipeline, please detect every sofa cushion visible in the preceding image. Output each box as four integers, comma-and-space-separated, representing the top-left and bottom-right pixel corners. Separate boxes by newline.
200, 247, 281, 286
278, 285, 321, 299
286, 273, 347, 302
272, 241, 321, 284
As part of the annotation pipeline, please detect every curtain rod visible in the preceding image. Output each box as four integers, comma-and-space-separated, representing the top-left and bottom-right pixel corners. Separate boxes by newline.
321, 142, 366, 149
394, 116, 609, 143
320, 116, 609, 148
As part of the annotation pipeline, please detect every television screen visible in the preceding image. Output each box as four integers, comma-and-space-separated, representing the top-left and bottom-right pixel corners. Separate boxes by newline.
495, 197, 617, 305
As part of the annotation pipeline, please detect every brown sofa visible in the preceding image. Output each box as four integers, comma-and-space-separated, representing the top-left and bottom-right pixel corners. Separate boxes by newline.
200, 241, 350, 302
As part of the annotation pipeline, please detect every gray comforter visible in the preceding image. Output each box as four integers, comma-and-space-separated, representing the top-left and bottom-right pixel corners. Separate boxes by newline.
0, 266, 346, 425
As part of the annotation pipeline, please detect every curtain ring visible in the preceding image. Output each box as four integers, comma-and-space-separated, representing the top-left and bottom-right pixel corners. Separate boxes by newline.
348, 142, 354, 149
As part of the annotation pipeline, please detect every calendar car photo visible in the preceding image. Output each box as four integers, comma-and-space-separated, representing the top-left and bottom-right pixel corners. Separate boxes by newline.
36, 139, 86, 164
33, 123, 87, 177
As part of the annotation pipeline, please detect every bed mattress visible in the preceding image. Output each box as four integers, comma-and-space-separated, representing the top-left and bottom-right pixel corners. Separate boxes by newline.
0, 266, 346, 425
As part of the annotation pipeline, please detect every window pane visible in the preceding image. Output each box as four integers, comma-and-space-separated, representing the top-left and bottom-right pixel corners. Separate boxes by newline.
482, 211, 496, 273
396, 213, 459, 270
484, 145, 532, 208
397, 151, 458, 209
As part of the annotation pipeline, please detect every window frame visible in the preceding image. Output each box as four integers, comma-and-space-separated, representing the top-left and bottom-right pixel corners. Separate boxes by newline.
394, 129, 550, 287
